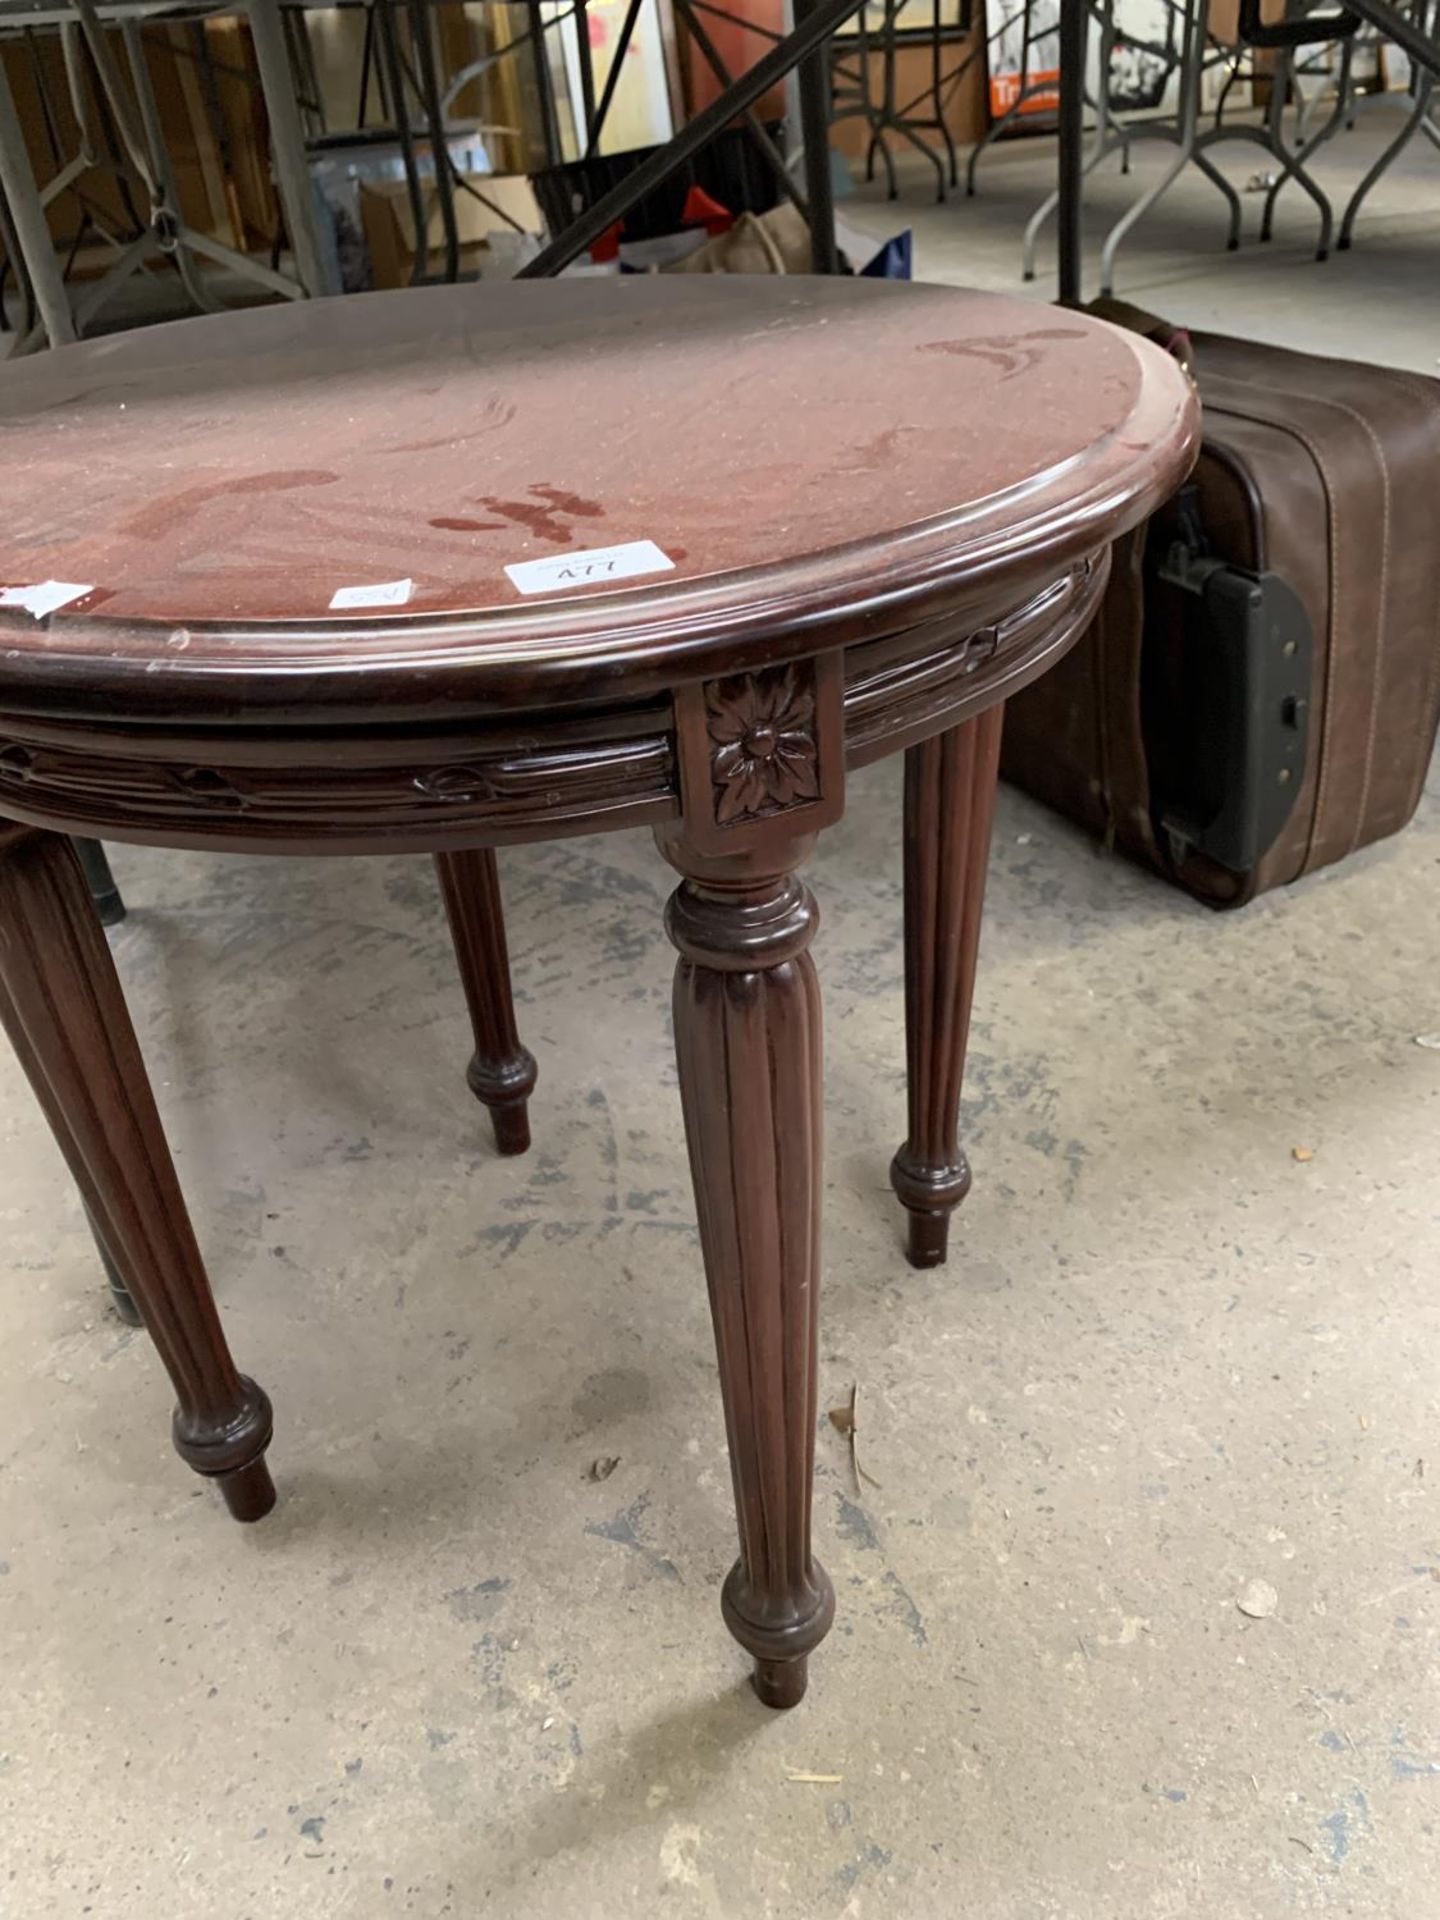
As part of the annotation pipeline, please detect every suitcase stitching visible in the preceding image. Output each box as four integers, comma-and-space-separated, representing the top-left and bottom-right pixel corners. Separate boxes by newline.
1108, 323, 1437, 880
1278, 396, 1391, 859
1208, 372, 1440, 862
1384, 373, 1440, 821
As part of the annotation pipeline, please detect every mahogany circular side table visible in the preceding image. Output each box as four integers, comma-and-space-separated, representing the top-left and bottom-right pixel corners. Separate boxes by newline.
0, 278, 1196, 1707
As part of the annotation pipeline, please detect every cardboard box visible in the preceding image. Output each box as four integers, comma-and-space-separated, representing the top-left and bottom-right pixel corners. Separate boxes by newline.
829, 35, 989, 165
359, 173, 545, 287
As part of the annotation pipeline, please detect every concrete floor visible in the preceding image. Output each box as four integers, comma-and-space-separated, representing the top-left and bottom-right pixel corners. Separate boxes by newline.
844, 92, 1440, 374
4, 99, 1440, 1920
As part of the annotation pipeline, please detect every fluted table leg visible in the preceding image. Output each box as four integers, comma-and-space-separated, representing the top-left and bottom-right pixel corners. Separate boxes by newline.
0, 826, 274, 1520
435, 849, 537, 1155
890, 707, 1004, 1268
663, 844, 835, 1707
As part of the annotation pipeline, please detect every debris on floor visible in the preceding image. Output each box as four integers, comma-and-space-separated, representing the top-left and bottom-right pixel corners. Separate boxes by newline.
1237, 1579, 1280, 1620
829, 1383, 881, 1492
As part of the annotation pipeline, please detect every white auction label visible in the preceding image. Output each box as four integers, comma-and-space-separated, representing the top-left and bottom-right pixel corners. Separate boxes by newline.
329, 578, 413, 610
0, 580, 94, 618
504, 541, 674, 597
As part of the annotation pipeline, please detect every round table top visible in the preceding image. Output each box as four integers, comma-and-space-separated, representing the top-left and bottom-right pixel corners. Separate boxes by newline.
0, 277, 1195, 719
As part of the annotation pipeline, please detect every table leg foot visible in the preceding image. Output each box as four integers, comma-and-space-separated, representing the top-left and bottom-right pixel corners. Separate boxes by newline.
664, 850, 835, 1705
907, 1211, 948, 1268
891, 710, 1003, 1270
0, 825, 275, 1523
468, 1052, 537, 1152
889, 1169, 970, 1269
435, 850, 537, 1157
752, 1655, 809, 1709
214, 1455, 279, 1523
174, 1372, 274, 1515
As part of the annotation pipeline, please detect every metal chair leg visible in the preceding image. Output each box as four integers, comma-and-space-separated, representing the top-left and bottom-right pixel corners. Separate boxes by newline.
1339, 70, 1435, 248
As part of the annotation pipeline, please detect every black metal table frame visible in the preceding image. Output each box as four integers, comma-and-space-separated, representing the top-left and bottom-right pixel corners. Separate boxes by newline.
356, 0, 1440, 298
1053, 0, 1440, 301
8, 1, 1440, 344
284, 0, 854, 283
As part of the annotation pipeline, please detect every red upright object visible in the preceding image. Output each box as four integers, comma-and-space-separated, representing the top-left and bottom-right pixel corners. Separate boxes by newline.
683, 0, 789, 121
680, 183, 734, 233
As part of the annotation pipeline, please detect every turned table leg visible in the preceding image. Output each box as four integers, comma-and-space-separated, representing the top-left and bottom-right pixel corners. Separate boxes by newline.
0, 827, 274, 1520
890, 707, 1004, 1268
70, 840, 139, 1320
73, 837, 125, 927
434, 849, 537, 1156
89, 1203, 143, 1325
663, 848, 835, 1708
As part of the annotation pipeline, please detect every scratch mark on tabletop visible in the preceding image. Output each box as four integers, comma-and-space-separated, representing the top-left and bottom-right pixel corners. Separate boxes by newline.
118, 468, 338, 539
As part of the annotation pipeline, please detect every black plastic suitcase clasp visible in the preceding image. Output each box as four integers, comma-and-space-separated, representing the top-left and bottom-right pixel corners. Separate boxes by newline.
1154, 532, 1313, 875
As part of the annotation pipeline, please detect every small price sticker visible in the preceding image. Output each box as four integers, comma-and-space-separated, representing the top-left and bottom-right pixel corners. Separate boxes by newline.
328, 578, 413, 610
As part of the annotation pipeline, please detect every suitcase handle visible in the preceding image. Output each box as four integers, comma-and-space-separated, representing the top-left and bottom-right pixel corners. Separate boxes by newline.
1153, 497, 1313, 874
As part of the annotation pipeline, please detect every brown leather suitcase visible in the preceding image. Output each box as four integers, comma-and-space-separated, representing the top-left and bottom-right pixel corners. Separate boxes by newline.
1001, 309, 1440, 907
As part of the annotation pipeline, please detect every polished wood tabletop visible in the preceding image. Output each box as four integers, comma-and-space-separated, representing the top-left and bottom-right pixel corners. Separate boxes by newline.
0, 277, 1197, 1708
0, 278, 1190, 715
